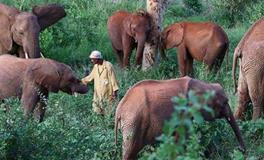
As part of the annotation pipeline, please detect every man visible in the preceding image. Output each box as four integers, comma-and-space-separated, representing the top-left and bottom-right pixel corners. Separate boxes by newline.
82, 50, 119, 115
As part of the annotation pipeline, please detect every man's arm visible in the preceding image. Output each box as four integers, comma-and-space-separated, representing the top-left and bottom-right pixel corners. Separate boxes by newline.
108, 64, 119, 99
81, 66, 95, 85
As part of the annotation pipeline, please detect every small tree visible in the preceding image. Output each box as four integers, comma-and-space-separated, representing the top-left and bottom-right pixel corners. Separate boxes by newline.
142, 0, 170, 70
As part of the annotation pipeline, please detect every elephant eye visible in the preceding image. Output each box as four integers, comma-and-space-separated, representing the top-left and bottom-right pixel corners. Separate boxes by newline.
19, 31, 24, 35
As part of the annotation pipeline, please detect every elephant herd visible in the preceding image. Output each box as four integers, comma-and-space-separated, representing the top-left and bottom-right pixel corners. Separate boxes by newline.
109, 8, 264, 160
0, 3, 88, 122
1, 2, 264, 160
107, 10, 229, 76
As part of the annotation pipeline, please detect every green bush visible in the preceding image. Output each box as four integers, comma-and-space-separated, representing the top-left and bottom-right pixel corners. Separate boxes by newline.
210, 0, 253, 27
183, 0, 203, 14
245, 0, 264, 24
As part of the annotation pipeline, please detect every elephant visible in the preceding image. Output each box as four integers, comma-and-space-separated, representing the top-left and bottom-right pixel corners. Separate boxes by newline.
115, 76, 245, 160
161, 22, 229, 77
0, 55, 88, 122
232, 17, 264, 120
107, 10, 152, 68
0, 3, 66, 58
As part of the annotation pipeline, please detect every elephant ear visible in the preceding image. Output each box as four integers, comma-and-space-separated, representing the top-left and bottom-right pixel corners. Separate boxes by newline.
211, 83, 223, 91
211, 83, 228, 98
32, 4, 66, 31
164, 23, 184, 48
0, 3, 19, 51
188, 78, 219, 95
123, 16, 135, 37
25, 60, 62, 93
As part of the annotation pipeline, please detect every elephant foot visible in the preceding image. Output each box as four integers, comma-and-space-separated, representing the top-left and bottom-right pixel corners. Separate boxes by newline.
252, 107, 262, 120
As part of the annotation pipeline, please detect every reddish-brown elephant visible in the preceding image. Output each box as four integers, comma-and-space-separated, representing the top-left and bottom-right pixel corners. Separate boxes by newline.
0, 3, 66, 58
161, 22, 229, 76
107, 10, 151, 68
115, 76, 245, 160
0, 55, 88, 122
233, 17, 264, 120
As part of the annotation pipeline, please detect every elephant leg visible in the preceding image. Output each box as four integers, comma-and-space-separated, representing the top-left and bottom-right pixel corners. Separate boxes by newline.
118, 50, 124, 68
21, 84, 39, 119
112, 44, 124, 67
34, 101, 46, 122
34, 90, 48, 122
204, 43, 227, 72
135, 45, 143, 67
251, 99, 263, 120
247, 74, 264, 120
177, 45, 188, 77
122, 120, 144, 160
207, 51, 225, 72
122, 36, 133, 68
234, 71, 250, 120
213, 51, 225, 71
186, 53, 194, 77
122, 136, 143, 160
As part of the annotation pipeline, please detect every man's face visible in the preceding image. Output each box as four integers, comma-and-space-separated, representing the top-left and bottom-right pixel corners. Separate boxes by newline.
90, 58, 99, 64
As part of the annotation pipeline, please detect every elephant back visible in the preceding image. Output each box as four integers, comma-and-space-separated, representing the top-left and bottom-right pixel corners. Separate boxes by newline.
235, 17, 264, 56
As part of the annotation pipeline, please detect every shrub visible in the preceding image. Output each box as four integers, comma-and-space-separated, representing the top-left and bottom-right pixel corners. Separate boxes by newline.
210, 0, 253, 27
245, 0, 264, 24
183, 0, 203, 14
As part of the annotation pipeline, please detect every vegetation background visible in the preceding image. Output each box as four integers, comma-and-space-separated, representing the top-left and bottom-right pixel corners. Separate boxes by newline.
1, 0, 264, 159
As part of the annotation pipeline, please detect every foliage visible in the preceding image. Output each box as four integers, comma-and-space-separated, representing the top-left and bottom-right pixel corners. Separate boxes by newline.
245, 0, 264, 24
209, 0, 253, 27
0, 95, 121, 160
183, 0, 203, 14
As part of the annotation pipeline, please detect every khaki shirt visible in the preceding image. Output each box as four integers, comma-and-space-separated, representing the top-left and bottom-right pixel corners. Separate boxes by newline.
82, 60, 119, 104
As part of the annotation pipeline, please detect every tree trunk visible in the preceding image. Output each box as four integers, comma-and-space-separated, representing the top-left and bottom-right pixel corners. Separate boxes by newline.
142, 0, 169, 70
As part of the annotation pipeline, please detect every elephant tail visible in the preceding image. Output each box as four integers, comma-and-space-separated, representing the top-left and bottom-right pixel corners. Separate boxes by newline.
115, 114, 121, 146
232, 47, 241, 93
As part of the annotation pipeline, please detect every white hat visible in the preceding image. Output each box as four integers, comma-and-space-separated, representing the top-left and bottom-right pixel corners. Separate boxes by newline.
89, 50, 102, 59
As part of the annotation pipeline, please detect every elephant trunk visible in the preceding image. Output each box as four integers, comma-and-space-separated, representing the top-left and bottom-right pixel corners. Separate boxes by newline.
159, 35, 168, 60
24, 32, 41, 58
135, 35, 146, 66
232, 48, 240, 93
225, 105, 246, 153
71, 84, 88, 94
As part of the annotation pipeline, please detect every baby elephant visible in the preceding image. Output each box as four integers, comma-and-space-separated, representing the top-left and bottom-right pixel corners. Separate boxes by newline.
0, 55, 88, 122
107, 10, 151, 68
115, 76, 245, 160
161, 22, 229, 76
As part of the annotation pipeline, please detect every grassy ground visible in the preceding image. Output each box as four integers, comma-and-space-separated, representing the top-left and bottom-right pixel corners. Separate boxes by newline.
1, 0, 264, 159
